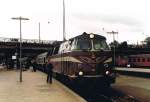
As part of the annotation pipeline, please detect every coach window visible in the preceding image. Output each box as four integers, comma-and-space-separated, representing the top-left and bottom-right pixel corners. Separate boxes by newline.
142, 58, 145, 62
133, 58, 136, 62
71, 39, 77, 50
128, 58, 131, 62
147, 58, 150, 62
54, 46, 60, 54
137, 58, 140, 62
65, 41, 71, 52
58, 43, 66, 54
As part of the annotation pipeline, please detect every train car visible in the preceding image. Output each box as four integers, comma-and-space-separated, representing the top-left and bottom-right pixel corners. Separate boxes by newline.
36, 49, 54, 72
36, 52, 48, 72
47, 32, 116, 87
115, 53, 150, 68
115, 55, 128, 67
128, 54, 150, 67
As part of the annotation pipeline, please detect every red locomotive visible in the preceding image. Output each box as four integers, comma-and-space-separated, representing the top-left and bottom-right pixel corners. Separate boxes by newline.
46, 32, 116, 86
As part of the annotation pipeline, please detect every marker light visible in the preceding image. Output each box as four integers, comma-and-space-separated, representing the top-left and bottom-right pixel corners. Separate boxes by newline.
105, 71, 110, 75
79, 71, 83, 76
90, 34, 94, 38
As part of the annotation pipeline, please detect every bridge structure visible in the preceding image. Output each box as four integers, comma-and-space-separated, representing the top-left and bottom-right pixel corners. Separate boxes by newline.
0, 37, 61, 68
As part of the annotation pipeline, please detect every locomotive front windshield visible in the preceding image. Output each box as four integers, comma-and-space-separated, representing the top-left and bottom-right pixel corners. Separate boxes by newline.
71, 37, 109, 51
93, 39, 109, 50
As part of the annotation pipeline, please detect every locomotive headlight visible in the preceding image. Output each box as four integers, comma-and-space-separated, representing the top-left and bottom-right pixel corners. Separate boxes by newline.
90, 34, 94, 38
79, 71, 83, 76
105, 71, 110, 75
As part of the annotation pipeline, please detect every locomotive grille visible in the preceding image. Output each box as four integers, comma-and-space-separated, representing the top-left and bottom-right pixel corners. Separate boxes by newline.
95, 63, 105, 74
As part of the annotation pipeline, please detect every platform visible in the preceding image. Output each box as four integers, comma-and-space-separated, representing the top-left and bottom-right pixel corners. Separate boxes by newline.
116, 67, 150, 74
0, 69, 86, 102
115, 67, 150, 77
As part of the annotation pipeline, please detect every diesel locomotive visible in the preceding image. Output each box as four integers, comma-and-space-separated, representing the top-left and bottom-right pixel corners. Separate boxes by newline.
46, 32, 116, 86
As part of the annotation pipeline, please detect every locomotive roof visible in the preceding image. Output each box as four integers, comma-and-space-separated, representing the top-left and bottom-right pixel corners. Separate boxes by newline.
69, 32, 106, 41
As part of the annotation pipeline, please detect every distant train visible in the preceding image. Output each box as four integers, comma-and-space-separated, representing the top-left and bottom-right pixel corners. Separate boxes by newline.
36, 32, 116, 87
36, 52, 48, 72
116, 54, 150, 68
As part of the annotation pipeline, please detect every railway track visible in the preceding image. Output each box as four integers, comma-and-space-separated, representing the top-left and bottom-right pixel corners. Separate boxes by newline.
91, 93, 140, 102
41, 70, 141, 102
57, 77, 140, 102
84, 88, 140, 102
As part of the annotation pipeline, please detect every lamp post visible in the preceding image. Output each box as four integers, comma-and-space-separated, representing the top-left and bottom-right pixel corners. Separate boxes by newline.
39, 22, 41, 43
11, 16, 29, 82
63, 0, 66, 41
38, 21, 50, 43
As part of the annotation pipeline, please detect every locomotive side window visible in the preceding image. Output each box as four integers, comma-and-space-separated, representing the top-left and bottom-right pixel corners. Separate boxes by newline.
64, 41, 71, 52
128, 58, 131, 62
58, 41, 71, 53
53, 46, 60, 55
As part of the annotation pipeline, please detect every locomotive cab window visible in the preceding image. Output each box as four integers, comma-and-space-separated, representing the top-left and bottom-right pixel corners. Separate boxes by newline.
71, 38, 91, 51
93, 39, 109, 50
77, 39, 91, 50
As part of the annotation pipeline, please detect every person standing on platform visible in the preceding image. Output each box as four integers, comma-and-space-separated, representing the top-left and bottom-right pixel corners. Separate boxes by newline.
46, 61, 53, 84
31, 59, 37, 72
32, 61, 37, 72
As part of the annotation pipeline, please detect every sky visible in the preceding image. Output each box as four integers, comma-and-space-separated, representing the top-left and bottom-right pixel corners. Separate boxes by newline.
0, 0, 150, 44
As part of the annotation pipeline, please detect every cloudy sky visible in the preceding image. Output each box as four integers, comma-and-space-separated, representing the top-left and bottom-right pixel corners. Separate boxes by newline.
0, 0, 149, 44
